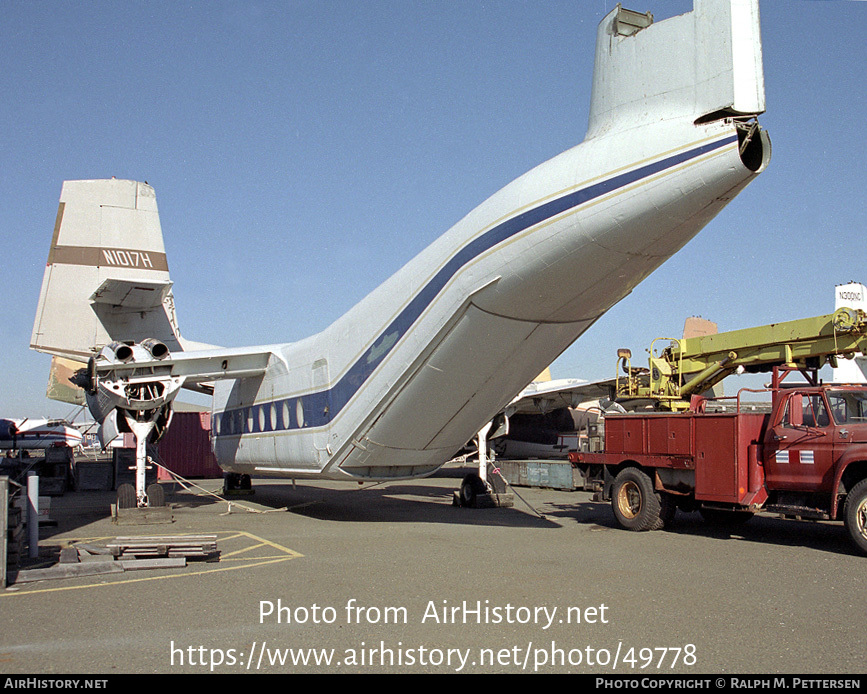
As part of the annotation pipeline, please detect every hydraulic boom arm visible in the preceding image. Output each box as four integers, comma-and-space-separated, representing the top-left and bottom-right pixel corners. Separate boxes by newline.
616, 307, 867, 410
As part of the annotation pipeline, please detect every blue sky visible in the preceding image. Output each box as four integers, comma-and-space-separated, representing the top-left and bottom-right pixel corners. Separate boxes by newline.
1, 0, 865, 419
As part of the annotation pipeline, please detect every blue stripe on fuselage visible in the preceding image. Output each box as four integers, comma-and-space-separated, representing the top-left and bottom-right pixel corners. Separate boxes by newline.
215, 134, 738, 439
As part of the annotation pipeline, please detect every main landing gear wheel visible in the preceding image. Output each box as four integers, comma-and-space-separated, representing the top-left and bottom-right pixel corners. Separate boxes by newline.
146, 483, 165, 507
843, 478, 867, 555
611, 467, 663, 531
117, 483, 137, 510
459, 473, 488, 507
223, 473, 253, 494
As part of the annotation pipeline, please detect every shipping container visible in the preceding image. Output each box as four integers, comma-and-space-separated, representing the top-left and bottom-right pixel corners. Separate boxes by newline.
157, 412, 222, 480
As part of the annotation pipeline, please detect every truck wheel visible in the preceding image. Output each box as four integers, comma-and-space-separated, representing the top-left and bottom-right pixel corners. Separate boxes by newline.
611, 468, 662, 531
843, 478, 867, 554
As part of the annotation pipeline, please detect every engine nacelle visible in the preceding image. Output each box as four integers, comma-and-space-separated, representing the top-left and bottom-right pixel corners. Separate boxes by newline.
84, 339, 185, 448
107, 341, 134, 363
141, 338, 170, 360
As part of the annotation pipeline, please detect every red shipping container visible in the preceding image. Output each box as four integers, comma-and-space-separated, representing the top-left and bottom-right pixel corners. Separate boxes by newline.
157, 411, 223, 480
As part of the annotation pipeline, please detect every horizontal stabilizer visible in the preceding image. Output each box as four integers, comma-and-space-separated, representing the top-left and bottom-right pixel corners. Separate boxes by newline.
505, 378, 617, 416
94, 344, 277, 386
46, 356, 87, 405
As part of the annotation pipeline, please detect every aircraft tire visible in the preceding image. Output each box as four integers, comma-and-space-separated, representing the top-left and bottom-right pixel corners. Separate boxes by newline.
117, 483, 136, 509
223, 473, 240, 493
147, 483, 165, 507
460, 474, 487, 507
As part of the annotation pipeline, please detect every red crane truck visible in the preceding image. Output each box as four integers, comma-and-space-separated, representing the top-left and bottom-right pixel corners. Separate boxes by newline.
569, 367, 867, 554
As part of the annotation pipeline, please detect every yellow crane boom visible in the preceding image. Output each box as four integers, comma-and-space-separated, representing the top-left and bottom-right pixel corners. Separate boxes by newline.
616, 307, 867, 410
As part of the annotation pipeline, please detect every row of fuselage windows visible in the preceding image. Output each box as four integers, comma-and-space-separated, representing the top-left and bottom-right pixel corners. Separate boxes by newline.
214, 399, 308, 437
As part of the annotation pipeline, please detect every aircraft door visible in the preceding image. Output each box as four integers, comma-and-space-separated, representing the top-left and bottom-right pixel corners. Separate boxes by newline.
311, 358, 332, 463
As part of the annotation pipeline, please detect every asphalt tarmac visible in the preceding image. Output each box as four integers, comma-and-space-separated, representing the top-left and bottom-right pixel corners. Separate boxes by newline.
1, 468, 865, 675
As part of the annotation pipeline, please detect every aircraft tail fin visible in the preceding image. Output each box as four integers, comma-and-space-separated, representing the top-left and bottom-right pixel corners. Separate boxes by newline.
587, 0, 765, 139
31, 179, 186, 361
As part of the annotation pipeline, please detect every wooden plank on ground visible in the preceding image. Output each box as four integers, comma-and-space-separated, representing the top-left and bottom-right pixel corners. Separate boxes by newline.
106, 535, 217, 559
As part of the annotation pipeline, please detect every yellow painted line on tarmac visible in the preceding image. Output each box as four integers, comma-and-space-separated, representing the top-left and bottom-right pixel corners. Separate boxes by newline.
221, 542, 268, 558
217, 531, 249, 543
1, 530, 303, 598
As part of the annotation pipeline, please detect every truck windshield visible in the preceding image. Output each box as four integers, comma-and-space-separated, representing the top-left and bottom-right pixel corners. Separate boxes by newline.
781, 393, 831, 428
827, 390, 867, 425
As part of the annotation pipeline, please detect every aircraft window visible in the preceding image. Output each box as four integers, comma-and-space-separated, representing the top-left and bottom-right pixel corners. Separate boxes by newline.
214, 415, 221, 436
296, 399, 305, 428
283, 401, 291, 429
258, 406, 266, 432
270, 403, 277, 430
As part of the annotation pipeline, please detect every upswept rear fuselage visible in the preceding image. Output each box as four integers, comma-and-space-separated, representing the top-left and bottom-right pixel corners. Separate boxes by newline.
213, 116, 769, 481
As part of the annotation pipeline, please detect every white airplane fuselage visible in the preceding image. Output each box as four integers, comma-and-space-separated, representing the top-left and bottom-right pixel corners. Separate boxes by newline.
213, 117, 767, 481
30, 1, 771, 494
0, 418, 82, 451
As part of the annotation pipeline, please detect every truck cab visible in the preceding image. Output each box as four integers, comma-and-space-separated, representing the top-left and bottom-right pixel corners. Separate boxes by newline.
762, 384, 867, 550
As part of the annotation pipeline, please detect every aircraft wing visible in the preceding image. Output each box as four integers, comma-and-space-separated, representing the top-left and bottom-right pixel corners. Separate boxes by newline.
504, 378, 618, 416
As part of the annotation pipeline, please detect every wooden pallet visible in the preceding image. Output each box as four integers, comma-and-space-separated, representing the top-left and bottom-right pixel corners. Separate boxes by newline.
106, 535, 218, 560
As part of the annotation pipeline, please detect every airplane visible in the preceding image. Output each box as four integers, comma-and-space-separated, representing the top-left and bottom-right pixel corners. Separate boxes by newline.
0, 418, 83, 451
492, 380, 615, 462
487, 317, 723, 463
29, 0, 771, 508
